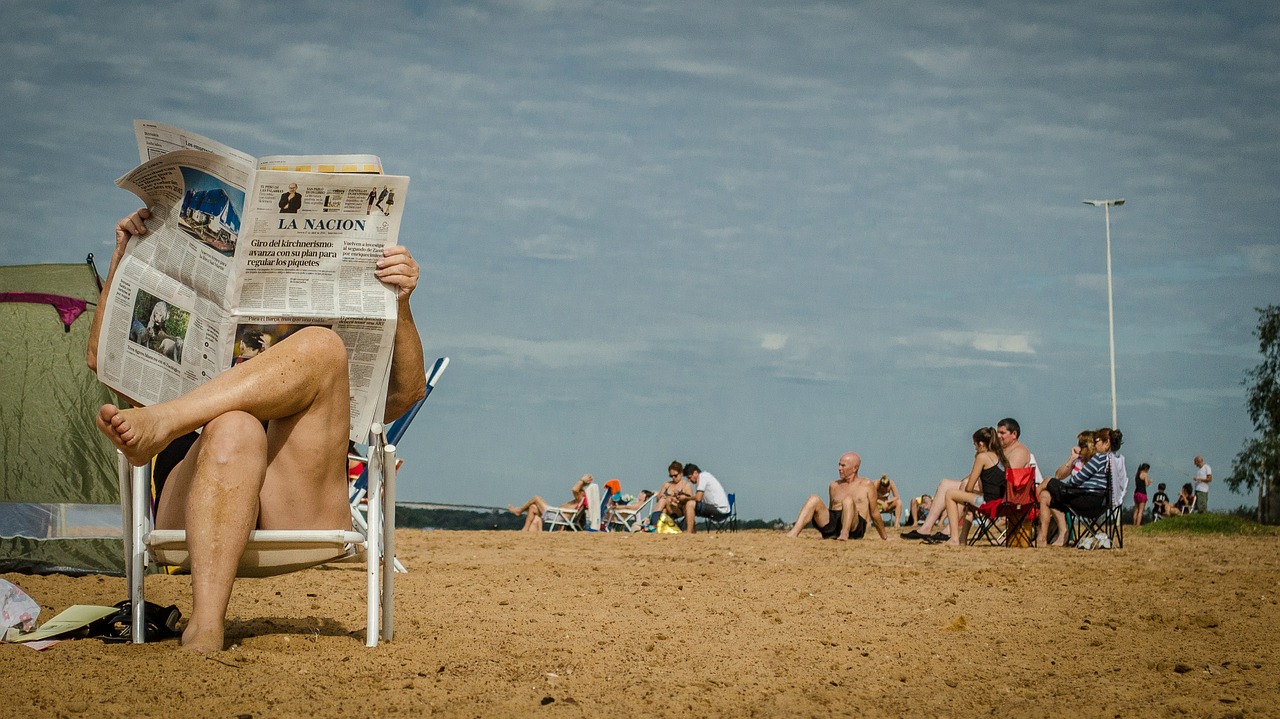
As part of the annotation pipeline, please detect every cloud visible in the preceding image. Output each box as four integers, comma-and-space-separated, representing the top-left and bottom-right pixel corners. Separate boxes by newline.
446, 333, 645, 369
760, 333, 787, 351
514, 234, 595, 261
1241, 244, 1280, 274
935, 331, 1037, 355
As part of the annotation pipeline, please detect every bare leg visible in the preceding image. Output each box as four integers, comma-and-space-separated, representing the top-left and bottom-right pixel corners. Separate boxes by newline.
1133, 501, 1145, 527
1051, 509, 1068, 546
835, 496, 854, 540
943, 489, 980, 546
121, 328, 351, 652
917, 479, 961, 535
522, 509, 543, 531
684, 500, 696, 534
1035, 489, 1053, 547
786, 495, 830, 538
509, 496, 549, 516
98, 328, 347, 468
885, 500, 902, 527
855, 485, 887, 540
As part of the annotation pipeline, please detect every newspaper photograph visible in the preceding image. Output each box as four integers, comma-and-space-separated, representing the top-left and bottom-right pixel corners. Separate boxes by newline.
96, 122, 410, 442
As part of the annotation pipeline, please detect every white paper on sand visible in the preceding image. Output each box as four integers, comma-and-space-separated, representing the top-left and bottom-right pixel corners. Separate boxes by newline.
3, 605, 117, 645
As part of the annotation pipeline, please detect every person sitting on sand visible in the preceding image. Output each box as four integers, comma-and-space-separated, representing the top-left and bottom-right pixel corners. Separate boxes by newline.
90, 208, 427, 653
875, 474, 903, 527
1173, 482, 1196, 515
1036, 428, 1122, 547
786, 452, 881, 540
930, 427, 1008, 546
508, 474, 594, 531
1151, 482, 1171, 519
903, 418, 1030, 542
905, 494, 931, 526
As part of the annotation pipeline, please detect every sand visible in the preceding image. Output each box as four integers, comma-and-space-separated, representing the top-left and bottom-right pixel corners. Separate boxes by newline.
3, 529, 1278, 718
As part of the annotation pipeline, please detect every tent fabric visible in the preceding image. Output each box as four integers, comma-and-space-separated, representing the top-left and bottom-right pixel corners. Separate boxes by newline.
0, 292, 88, 329
0, 262, 123, 575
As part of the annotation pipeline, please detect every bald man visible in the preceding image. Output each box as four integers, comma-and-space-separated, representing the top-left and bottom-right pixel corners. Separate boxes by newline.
786, 452, 888, 541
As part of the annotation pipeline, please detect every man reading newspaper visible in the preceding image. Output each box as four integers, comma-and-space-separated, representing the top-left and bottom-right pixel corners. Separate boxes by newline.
88, 207, 426, 653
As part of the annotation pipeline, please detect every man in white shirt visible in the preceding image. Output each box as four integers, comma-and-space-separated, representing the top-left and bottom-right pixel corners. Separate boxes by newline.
675, 463, 731, 534
1193, 456, 1212, 513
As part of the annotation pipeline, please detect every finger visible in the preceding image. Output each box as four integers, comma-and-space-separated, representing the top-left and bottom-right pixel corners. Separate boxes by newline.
117, 209, 151, 238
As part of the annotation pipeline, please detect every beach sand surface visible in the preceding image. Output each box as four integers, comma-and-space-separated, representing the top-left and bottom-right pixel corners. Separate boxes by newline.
3, 530, 1278, 718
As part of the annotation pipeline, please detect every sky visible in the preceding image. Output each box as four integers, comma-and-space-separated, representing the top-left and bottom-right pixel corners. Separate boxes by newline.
3, 0, 1277, 520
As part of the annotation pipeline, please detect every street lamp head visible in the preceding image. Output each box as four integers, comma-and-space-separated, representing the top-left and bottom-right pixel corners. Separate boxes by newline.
1083, 199, 1125, 207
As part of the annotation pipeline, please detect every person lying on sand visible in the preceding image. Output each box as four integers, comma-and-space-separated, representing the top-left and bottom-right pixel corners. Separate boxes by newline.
90, 208, 427, 653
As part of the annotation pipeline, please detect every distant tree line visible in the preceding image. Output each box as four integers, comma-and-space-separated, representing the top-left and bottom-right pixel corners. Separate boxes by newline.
396, 507, 524, 531
395, 506, 787, 532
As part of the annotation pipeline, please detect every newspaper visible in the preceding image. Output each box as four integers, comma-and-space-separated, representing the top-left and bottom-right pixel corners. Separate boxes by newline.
95, 121, 410, 442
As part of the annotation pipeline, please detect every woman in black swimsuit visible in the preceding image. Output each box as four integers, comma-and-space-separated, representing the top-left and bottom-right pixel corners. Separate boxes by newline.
939, 426, 1008, 546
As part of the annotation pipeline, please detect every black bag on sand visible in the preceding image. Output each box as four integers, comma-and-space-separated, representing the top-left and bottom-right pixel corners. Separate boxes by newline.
87, 600, 182, 643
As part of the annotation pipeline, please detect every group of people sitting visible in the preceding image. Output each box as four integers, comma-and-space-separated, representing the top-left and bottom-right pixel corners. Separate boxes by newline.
1151, 481, 1196, 518
787, 417, 1131, 548
508, 461, 732, 533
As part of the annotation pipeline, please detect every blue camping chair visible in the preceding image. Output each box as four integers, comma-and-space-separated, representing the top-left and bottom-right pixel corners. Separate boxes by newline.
701, 493, 738, 533
349, 357, 450, 570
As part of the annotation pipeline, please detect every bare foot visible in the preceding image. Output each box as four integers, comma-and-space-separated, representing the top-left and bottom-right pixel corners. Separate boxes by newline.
96, 404, 172, 467
180, 620, 225, 654
507, 504, 521, 516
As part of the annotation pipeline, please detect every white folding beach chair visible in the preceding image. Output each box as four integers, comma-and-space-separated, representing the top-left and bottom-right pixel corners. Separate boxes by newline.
605, 492, 656, 532
542, 495, 587, 531
119, 422, 400, 647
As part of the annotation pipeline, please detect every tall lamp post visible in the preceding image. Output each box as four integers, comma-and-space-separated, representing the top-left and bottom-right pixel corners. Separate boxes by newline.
1083, 198, 1124, 428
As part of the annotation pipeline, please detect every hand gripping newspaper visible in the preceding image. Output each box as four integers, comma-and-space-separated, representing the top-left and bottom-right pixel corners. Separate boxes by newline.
95, 121, 410, 442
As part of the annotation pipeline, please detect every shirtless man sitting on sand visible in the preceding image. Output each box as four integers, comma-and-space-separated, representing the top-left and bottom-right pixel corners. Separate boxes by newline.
90, 208, 427, 653
786, 452, 888, 541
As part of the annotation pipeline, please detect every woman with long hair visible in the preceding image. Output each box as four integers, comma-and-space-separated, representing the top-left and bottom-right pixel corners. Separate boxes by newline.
1037, 427, 1124, 547
939, 427, 1008, 546
1132, 463, 1151, 526
902, 427, 1004, 543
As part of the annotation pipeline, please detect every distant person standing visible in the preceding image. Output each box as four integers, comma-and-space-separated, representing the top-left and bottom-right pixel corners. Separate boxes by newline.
1131, 463, 1151, 526
1192, 456, 1212, 513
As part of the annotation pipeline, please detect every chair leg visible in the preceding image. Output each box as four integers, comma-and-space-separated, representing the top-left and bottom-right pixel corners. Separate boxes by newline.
125, 459, 149, 644
381, 440, 397, 642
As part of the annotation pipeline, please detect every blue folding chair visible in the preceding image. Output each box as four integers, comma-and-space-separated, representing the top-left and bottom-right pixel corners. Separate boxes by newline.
701, 493, 738, 533
349, 357, 449, 569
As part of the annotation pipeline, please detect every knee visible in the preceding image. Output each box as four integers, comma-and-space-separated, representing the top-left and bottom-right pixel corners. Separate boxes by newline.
285, 327, 348, 367
199, 411, 266, 464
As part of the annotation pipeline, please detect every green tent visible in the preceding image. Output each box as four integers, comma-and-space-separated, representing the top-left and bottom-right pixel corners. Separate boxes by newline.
0, 260, 124, 575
